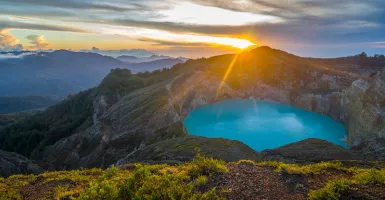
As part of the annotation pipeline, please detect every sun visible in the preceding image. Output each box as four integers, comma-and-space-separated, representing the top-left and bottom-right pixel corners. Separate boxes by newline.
200, 36, 255, 49
226, 39, 255, 49
104, 27, 255, 49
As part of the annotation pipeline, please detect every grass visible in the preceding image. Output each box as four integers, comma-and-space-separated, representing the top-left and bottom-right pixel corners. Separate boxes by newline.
0, 155, 227, 200
256, 160, 355, 175
308, 178, 351, 200
0, 156, 384, 200
308, 168, 385, 200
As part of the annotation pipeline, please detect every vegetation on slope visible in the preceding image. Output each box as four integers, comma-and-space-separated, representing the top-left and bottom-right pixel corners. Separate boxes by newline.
0, 89, 95, 158
0, 155, 227, 200
0, 67, 183, 158
1, 156, 384, 200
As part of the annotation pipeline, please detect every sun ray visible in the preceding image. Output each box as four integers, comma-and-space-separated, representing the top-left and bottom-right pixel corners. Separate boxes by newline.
216, 54, 239, 97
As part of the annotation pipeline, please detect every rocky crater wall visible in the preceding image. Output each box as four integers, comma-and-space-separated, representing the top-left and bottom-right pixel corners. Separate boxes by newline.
169, 69, 385, 148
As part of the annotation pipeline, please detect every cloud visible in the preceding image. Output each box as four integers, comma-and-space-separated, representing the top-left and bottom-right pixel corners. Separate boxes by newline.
26, 35, 51, 50
0, 29, 23, 51
0, 0, 141, 12
0, 52, 35, 60
0, 20, 90, 33
1, 0, 385, 56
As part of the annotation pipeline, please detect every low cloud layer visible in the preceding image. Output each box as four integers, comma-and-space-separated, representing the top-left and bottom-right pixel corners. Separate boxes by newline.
0, 29, 23, 51
26, 35, 51, 50
0, 52, 35, 60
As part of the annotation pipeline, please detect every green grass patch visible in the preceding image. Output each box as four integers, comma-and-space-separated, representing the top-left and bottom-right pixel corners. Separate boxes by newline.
308, 168, 385, 200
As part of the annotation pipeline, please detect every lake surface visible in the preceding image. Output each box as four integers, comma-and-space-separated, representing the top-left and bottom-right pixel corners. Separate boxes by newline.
184, 99, 347, 151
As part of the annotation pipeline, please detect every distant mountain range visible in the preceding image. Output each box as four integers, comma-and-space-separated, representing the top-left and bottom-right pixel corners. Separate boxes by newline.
117, 55, 171, 63
117, 54, 189, 63
79, 48, 155, 58
124, 58, 185, 72
0, 50, 187, 97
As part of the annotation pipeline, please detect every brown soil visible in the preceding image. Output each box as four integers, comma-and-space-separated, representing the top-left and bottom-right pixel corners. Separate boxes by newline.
198, 161, 307, 200
341, 184, 385, 200
19, 178, 77, 200
197, 161, 382, 200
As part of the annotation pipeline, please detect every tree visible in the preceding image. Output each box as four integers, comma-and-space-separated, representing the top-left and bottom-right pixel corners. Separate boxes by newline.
357, 52, 367, 57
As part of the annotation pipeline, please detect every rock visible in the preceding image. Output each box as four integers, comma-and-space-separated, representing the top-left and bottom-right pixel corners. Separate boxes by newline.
342, 71, 385, 146
116, 136, 262, 165
0, 150, 43, 177
261, 138, 359, 163
351, 137, 385, 160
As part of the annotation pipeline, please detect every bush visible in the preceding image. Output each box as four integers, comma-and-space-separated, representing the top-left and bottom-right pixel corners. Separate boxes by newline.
354, 168, 385, 184
308, 178, 350, 200
0, 183, 21, 200
184, 154, 229, 178
77, 158, 225, 200
195, 175, 208, 186
101, 165, 118, 180
79, 180, 119, 200
118, 170, 193, 199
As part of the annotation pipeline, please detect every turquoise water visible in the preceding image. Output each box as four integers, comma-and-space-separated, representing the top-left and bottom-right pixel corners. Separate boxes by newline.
184, 99, 347, 151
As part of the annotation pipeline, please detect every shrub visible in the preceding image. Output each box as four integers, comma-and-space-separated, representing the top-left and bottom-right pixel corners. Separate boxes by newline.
101, 165, 118, 180
308, 178, 350, 200
54, 185, 81, 200
354, 168, 385, 184
79, 180, 119, 200
195, 175, 208, 186
117, 164, 193, 199
270, 161, 346, 175
0, 183, 21, 200
184, 154, 229, 178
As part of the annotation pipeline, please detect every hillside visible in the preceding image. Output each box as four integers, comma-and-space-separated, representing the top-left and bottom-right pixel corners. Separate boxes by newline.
0, 46, 384, 174
0, 96, 60, 114
0, 68, 182, 159
1, 155, 384, 200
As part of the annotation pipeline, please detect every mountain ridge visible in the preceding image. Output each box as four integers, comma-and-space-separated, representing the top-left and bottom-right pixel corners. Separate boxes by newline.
0, 46, 384, 174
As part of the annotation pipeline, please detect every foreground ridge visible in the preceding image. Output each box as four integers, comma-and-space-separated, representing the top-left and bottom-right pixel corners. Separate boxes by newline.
1, 155, 384, 200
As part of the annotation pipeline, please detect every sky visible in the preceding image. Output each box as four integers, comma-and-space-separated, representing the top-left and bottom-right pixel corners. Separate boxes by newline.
0, 0, 385, 58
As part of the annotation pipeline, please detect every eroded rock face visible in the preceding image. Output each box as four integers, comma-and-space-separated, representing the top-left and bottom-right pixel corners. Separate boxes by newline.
40, 80, 184, 170
340, 71, 385, 146
0, 150, 43, 177
351, 137, 385, 160
169, 66, 385, 149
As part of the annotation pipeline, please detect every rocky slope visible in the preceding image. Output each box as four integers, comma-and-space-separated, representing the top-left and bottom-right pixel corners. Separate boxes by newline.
260, 138, 359, 163
1, 47, 385, 176
0, 149, 43, 177
116, 136, 261, 165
